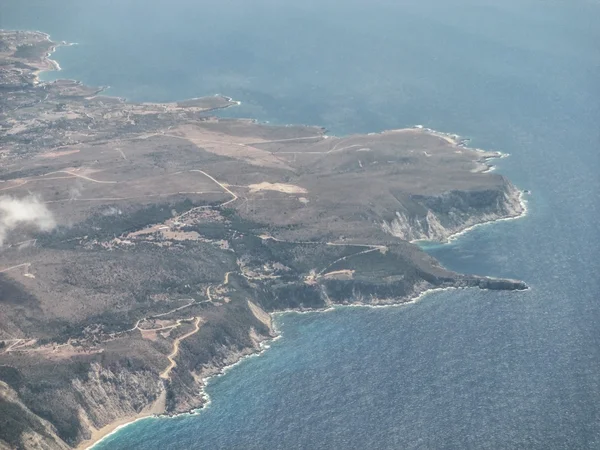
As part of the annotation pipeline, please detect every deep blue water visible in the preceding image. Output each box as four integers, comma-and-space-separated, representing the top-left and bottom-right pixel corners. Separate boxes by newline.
3, 0, 600, 448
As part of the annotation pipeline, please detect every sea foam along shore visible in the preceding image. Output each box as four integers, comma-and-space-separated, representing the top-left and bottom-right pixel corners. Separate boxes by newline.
82, 192, 529, 450
84, 282, 484, 450
28, 31, 241, 110
26, 29, 530, 450
83, 171, 530, 449
80, 392, 165, 450
411, 188, 529, 247
406, 128, 529, 246
30, 31, 63, 83
444, 189, 529, 243
82, 283, 457, 449
78, 138, 529, 449
192, 286, 445, 403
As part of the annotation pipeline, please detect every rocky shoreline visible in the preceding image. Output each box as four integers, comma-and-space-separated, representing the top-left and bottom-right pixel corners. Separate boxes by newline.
85, 274, 529, 450
0, 29, 527, 450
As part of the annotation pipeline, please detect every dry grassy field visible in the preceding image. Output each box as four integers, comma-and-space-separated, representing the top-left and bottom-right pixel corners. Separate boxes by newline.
0, 30, 525, 450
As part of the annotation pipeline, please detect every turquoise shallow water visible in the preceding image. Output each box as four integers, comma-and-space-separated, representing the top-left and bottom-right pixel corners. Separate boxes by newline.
3, 0, 600, 448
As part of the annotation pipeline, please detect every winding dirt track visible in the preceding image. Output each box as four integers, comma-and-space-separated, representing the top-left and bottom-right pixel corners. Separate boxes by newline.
317, 247, 383, 276
159, 317, 202, 380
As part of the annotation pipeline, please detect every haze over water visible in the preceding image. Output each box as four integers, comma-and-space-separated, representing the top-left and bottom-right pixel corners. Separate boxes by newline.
3, 0, 600, 448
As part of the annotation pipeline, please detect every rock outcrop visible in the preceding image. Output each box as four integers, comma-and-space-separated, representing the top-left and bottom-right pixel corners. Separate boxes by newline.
0, 29, 528, 450
382, 182, 524, 242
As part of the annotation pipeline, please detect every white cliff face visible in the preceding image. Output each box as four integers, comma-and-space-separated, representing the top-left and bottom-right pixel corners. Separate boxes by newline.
382, 210, 438, 242
71, 363, 164, 433
382, 184, 525, 242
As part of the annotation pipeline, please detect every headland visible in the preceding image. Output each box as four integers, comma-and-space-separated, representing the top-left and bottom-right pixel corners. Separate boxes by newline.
0, 30, 526, 450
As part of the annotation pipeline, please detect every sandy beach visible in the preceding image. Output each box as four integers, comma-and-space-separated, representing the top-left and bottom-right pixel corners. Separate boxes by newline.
2, 29, 530, 450
78, 390, 166, 450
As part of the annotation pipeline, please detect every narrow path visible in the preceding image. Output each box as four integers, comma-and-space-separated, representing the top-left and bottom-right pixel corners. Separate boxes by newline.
160, 133, 247, 148
317, 247, 384, 276
116, 148, 127, 160
174, 169, 239, 221
245, 135, 323, 146
149, 300, 196, 320
274, 137, 362, 155
0, 180, 28, 191
44, 191, 222, 204
110, 297, 210, 338
260, 233, 387, 251
44, 170, 117, 184
139, 323, 180, 332
189, 169, 238, 206
160, 317, 202, 380
4, 339, 25, 352
5, 339, 36, 352
152, 131, 324, 149
258, 234, 388, 278
0, 263, 31, 273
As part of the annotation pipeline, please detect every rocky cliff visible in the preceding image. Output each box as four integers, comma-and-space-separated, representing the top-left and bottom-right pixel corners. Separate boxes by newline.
382, 181, 524, 242
0, 29, 528, 450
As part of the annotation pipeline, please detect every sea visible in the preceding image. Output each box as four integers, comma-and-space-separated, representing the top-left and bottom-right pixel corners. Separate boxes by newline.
2, 0, 599, 448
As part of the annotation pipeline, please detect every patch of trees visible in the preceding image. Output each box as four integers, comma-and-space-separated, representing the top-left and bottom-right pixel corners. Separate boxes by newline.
13, 42, 51, 59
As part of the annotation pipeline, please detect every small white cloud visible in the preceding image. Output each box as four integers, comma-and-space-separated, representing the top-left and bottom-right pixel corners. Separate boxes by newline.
101, 206, 122, 216
0, 195, 56, 246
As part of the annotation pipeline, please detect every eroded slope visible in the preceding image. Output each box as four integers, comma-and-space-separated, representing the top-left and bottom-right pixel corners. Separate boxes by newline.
0, 30, 525, 449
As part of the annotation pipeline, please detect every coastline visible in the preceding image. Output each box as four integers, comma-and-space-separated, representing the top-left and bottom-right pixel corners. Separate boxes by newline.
30, 31, 63, 84
26, 31, 240, 114
84, 282, 519, 450
411, 188, 529, 246
21, 29, 503, 154
81, 178, 530, 449
4, 28, 530, 450
444, 189, 529, 243
80, 391, 166, 450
